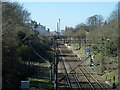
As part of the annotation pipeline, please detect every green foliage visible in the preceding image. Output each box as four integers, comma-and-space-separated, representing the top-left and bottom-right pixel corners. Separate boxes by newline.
64, 3, 119, 83
87, 15, 103, 28
2, 2, 52, 89
64, 25, 86, 39
17, 31, 26, 39
17, 44, 31, 61
34, 30, 39, 36
72, 29, 86, 39
91, 44, 100, 55
30, 20, 38, 30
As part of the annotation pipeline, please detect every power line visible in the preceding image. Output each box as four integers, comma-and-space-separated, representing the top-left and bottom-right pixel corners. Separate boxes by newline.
29, 41, 49, 62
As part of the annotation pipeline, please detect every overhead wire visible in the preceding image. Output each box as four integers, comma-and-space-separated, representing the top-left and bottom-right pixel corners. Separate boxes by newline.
29, 41, 49, 62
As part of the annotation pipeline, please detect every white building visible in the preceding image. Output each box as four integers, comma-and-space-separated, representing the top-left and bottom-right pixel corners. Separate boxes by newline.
36, 24, 50, 35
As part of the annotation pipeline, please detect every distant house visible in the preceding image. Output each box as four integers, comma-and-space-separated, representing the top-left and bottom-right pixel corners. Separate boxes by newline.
36, 24, 50, 35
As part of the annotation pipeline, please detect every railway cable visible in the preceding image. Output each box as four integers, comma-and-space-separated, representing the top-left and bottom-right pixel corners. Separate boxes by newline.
29, 41, 49, 62
29, 41, 51, 72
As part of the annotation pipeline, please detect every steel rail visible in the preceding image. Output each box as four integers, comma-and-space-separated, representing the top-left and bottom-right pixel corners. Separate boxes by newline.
65, 59, 83, 90
69, 52, 95, 89
74, 60, 95, 89
60, 46, 83, 90
59, 48, 72, 90
71, 48, 106, 90
63, 43, 105, 90
82, 65, 105, 90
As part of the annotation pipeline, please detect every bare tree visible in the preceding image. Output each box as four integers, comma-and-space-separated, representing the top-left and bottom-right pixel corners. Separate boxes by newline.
87, 15, 103, 30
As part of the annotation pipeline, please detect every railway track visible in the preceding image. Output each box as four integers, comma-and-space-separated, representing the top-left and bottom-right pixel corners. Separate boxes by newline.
57, 43, 112, 90
58, 47, 81, 89
70, 52, 106, 90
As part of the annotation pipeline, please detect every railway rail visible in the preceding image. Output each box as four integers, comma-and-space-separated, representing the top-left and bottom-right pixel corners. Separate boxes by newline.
57, 43, 112, 90
70, 51, 106, 90
58, 47, 82, 89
